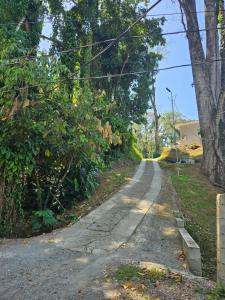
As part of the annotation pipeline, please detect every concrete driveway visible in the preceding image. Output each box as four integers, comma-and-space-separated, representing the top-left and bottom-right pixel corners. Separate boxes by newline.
0, 161, 183, 300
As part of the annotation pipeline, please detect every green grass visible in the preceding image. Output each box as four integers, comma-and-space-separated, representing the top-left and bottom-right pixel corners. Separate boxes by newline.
166, 163, 222, 280
196, 286, 225, 300
115, 265, 166, 283
127, 144, 143, 161
114, 264, 184, 300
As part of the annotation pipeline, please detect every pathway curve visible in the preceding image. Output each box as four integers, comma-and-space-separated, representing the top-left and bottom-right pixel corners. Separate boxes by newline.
0, 161, 184, 300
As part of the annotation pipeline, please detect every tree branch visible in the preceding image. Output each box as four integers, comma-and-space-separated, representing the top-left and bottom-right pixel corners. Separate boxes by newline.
16, 17, 26, 32
178, 0, 187, 32
86, 0, 162, 65
40, 35, 63, 46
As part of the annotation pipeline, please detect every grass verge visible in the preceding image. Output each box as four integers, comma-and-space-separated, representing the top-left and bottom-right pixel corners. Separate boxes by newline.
115, 265, 167, 283
112, 264, 213, 300
113, 264, 221, 299
195, 286, 225, 300
160, 161, 222, 280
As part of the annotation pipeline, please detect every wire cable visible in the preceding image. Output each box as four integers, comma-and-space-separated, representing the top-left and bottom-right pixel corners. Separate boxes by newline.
1, 26, 225, 66
1, 58, 225, 94
85, 0, 162, 65
0, 10, 223, 27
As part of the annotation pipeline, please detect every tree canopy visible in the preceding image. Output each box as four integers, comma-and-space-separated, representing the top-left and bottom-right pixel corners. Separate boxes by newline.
0, 0, 165, 236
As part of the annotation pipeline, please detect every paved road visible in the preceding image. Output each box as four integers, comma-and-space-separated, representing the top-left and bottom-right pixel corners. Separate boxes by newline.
0, 161, 183, 300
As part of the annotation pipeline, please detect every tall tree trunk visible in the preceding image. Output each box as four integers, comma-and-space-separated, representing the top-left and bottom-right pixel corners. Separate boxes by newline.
179, 0, 225, 185
150, 81, 160, 153
154, 115, 160, 153
205, 0, 220, 102
217, 0, 225, 186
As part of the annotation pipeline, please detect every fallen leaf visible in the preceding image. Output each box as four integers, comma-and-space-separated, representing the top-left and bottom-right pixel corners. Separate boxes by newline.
170, 272, 183, 283
135, 282, 143, 290
121, 282, 132, 289
22, 99, 30, 108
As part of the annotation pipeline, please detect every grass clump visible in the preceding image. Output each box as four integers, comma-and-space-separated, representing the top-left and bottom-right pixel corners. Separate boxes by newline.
196, 286, 225, 300
115, 264, 167, 283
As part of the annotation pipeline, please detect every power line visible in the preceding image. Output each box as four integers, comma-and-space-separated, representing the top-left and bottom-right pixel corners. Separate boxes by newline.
0, 71, 147, 95
1, 58, 225, 95
86, 0, 162, 65
0, 10, 223, 27
1, 26, 224, 66
0, 0, 163, 66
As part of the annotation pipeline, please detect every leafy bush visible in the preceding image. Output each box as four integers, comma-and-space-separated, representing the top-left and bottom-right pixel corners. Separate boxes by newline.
128, 144, 143, 161
123, 132, 142, 161
31, 209, 58, 230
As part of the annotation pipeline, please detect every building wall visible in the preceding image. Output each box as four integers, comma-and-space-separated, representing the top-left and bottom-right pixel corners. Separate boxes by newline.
176, 121, 201, 146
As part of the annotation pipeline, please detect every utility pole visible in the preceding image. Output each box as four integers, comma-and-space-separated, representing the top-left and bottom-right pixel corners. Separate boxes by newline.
166, 88, 180, 175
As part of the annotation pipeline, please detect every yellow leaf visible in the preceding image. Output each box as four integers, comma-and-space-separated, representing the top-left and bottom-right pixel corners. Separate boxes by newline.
22, 99, 30, 108
121, 282, 132, 289
45, 149, 51, 157
135, 282, 143, 290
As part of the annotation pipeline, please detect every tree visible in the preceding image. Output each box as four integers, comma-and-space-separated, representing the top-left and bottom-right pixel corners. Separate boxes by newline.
133, 112, 156, 157
178, 0, 225, 186
133, 111, 189, 157
149, 78, 161, 153
0, 0, 166, 236
159, 112, 188, 146
49, 1, 165, 128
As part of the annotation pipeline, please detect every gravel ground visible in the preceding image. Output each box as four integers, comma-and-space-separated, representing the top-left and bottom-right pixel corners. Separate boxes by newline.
0, 162, 215, 300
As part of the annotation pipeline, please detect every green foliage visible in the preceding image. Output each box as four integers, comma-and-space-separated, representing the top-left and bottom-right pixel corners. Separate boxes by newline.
123, 131, 143, 161
205, 287, 225, 300
115, 265, 166, 282
160, 112, 190, 146
170, 164, 217, 279
115, 265, 143, 281
127, 144, 143, 161
132, 113, 156, 158
31, 209, 58, 230
196, 287, 225, 300
0, 0, 165, 236
133, 111, 191, 158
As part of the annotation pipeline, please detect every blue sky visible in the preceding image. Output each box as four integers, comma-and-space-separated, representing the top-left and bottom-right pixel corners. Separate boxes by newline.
152, 0, 204, 120
40, 0, 205, 120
